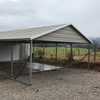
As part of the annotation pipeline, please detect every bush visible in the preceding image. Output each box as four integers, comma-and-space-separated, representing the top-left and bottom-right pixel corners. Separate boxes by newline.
37, 49, 44, 59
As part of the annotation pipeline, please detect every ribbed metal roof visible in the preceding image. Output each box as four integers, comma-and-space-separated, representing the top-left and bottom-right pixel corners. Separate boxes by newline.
0, 24, 91, 44
0, 24, 66, 40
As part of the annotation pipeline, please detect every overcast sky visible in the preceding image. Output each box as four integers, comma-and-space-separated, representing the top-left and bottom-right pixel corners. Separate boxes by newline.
0, 0, 100, 37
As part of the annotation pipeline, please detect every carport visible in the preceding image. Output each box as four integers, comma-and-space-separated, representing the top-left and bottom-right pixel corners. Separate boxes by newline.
0, 24, 92, 85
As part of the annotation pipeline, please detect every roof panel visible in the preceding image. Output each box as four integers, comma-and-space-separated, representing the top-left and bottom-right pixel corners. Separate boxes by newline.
0, 24, 91, 44
0, 24, 66, 40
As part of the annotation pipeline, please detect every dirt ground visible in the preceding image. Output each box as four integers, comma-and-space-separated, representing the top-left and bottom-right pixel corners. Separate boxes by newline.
0, 68, 100, 100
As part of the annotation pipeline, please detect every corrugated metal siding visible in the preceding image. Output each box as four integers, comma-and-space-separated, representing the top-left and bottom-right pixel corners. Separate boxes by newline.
20, 44, 30, 59
0, 44, 29, 62
0, 25, 65, 40
13, 45, 20, 61
0, 44, 20, 62
0, 45, 12, 62
36, 26, 87, 43
0, 24, 90, 44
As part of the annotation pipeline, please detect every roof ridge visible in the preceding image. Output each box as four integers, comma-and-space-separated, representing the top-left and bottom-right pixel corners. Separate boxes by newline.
31, 24, 68, 40
0, 24, 68, 33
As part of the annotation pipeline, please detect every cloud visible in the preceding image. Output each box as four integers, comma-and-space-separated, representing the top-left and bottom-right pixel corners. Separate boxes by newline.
0, 0, 100, 37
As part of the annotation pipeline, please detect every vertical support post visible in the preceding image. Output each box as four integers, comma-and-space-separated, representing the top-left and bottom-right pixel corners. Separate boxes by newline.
29, 40, 33, 85
43, 43, 45, 60
70, 43, 73, 62
55, 42, 58, 65
11, 45, 14, 78
33, 42, 35, 61
65, 44, 67, 59
78, 48, 80, 56
88, 45, 90, 69
40, 42, 45, 71
65, 44, 69, 65
64, 43, 66, 60
94, 45, 96, 66
45, 43, 47, 59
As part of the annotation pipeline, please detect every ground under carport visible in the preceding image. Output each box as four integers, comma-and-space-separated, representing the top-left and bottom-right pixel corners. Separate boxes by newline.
0, 68, 100, 100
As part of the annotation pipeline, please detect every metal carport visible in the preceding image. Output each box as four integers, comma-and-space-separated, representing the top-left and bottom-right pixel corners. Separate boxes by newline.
0, 24, 92, 85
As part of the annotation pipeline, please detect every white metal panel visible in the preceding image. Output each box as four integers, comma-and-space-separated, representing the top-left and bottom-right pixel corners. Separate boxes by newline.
20, 43, 30, 59
0, 24, 90, 44
0, 44, 28, 62
0, 25, 66, 40
36, 26, 88, 43
13, 44, 20, 61
0, 45, 11, 61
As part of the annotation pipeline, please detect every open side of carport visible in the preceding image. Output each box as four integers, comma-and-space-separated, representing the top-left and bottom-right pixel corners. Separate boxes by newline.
0, 24, 92, 85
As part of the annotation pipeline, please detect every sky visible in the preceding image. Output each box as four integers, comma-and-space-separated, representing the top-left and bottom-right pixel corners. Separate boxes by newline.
0, 0, 100, 38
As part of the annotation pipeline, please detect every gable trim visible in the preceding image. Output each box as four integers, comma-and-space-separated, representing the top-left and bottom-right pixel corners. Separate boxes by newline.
34, 24, 92, 44
31, 24, 67, 40
69, 25, 92, 44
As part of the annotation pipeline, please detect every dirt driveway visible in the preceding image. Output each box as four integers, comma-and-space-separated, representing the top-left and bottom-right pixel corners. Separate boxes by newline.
0, 68, 100, 100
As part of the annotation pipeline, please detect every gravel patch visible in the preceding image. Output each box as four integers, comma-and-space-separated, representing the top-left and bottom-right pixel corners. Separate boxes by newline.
0, 68, 100, 100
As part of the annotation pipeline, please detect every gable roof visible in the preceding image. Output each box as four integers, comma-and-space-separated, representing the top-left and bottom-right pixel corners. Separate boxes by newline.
0, 24, 91, 44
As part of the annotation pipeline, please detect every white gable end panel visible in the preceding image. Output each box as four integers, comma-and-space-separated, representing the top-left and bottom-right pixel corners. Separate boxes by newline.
36, 26, 88, 43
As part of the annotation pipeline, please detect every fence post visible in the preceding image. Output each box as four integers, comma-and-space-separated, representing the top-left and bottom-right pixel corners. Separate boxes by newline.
29, 40, 33, 85
11, 45, 14, 78
88, 45, 90, 69
55, 42, 58, 65
94, 45, 96, 66
70, 43, 73, 66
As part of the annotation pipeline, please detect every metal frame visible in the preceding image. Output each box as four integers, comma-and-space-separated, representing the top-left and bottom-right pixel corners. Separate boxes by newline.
70, 44, 73, 61
34, 25, 92, 44
33, 40, 91, 45
88, 45, 90, 69
29, 40, 33, 85
43, 43, 45, 60
70, 43, 73, 66
94, 45, 96, 66
11, 45, 14, 78
0, 38, 92, 85
55, 43, 58, 63
69, 25, 92, 44
8, 40, 92, 85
